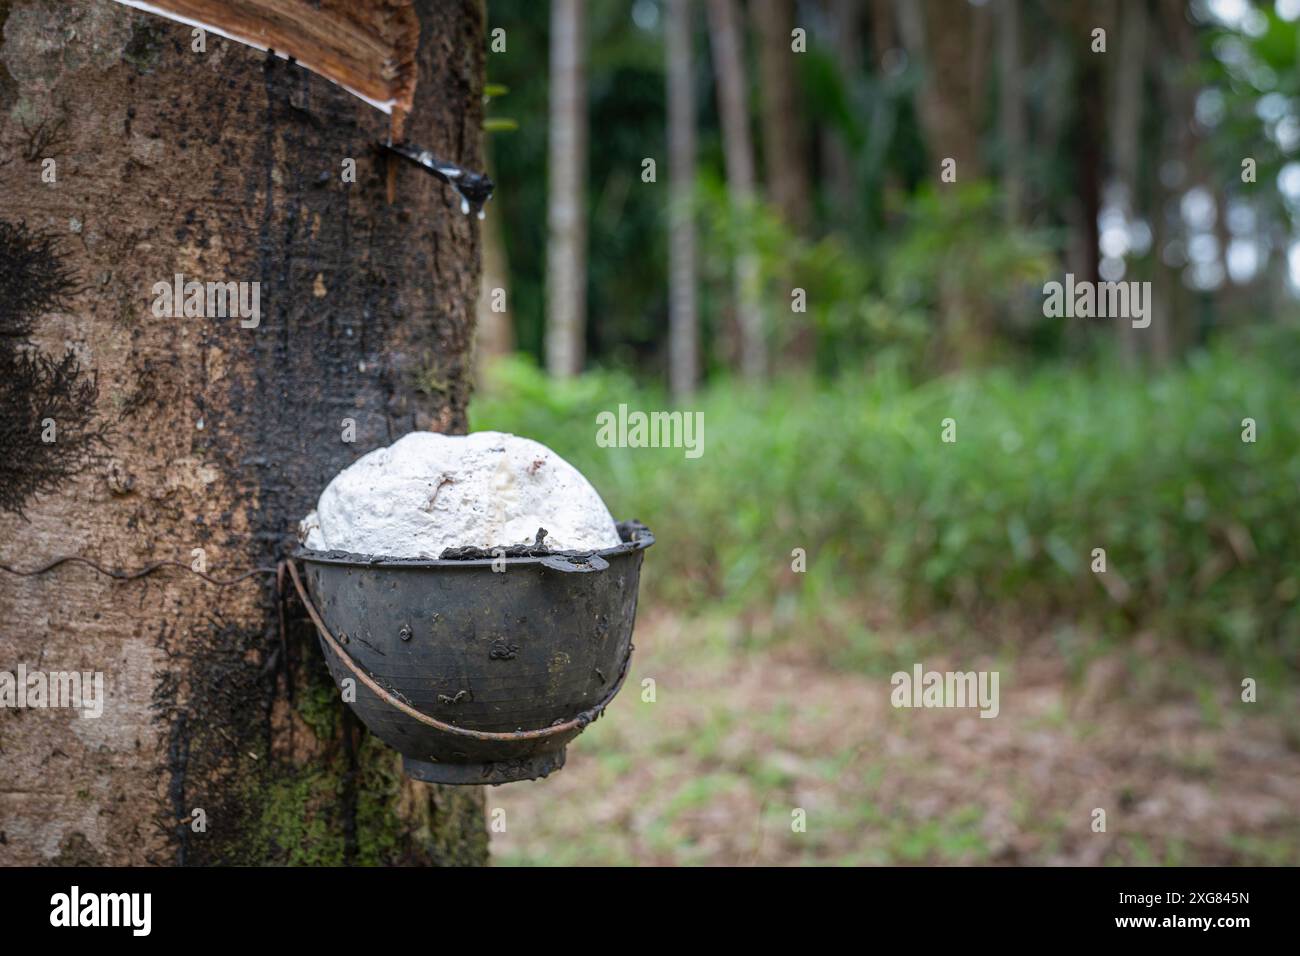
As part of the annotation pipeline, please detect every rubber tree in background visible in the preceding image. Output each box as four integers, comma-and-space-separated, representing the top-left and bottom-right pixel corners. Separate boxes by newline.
892, 0, 991, 362
1110, 0, 1147, 366
476, 147, 515, 381
667, 0, 699, 399
707, 0, 766, 381
892, 0, 986, 182
821, 0, 863, 221
753, 0, 811, 232
0, 0, 488, 865
998, 0, 1026, 226
545, 0, 588, 378
753, 0, 814, 365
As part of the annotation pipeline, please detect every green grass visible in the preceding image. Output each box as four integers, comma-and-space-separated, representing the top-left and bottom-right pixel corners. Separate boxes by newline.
470, 340, 1300, 665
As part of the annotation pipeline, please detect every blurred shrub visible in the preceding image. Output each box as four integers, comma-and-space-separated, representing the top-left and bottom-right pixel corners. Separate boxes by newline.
470, 345, 1300, 661
880, 182, 1056, 366
696, 177, 1054, 378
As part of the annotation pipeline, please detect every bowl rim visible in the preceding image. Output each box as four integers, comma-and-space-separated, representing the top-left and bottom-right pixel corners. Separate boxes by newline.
293, 518, 653, 570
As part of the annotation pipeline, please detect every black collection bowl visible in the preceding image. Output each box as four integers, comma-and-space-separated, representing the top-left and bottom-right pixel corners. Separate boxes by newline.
290, 520, 653, 785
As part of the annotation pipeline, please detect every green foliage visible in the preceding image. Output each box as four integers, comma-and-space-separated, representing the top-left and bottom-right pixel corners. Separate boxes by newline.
882, 183, 1054, 314
1198, 5, 1300, 228
694, 178, 1054, 375
875, 182, 1056, 366
471, 342, 1300, 662
483, 80, 516, 133
487, 0, 668, 364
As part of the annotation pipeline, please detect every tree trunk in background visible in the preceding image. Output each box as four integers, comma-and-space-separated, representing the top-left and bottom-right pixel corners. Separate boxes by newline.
753, 0, 818, 368
476, 151, 514, 382
997, 0, 1025, 225
893, 0, 989, 362
545, 0, 587, 378
707, 0, 766, 380
1112, 0, 1147, 366
867, 0, 904, 212
1061, 75, 1104, 357
1051, 1, 1111, 355
893, 0, 984, 181
0, 0, 488, 865
1075, 55, 1104, 290
967, 0, 991, 144
753, 0, 811, 232
1153, 0, 1202, 365
822, 0, 861, 219
870, 0, 895, 64
666, 0, 699, 399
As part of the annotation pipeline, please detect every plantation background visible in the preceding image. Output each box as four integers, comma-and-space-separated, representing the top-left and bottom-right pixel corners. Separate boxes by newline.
467, 0, 1300, 864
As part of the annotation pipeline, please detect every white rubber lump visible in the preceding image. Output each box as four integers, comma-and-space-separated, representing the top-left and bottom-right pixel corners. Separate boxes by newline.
299, 431, 622, 558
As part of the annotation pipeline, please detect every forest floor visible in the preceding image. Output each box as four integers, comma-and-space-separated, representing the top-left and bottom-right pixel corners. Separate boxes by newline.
489, 608, 1300, 865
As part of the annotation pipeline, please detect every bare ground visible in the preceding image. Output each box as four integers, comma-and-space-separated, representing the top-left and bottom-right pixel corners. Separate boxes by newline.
489, 610, 1300, 865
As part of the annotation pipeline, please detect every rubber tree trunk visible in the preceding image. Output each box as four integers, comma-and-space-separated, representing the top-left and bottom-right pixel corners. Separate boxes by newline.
892, 0, 990, 363
707, 0, 766, 381
997, 0, 1025, 226
666, 0, 699, 399
752, 0, 810, 232
545, 0, 588, 379
753, 0, 815, 368
0, 0, 489, 866
1111, 0, 1147, 367
892, 0, 985, 181
821, 0, 861, 222
475, 149, 514, 382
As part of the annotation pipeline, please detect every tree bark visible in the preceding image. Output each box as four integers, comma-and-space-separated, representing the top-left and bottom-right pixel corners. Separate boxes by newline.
752, 0, 810, 232
821, 0, 861, 220
892, 0, 991, 362
1075, 55, 1104, 291
893, 0, 984, 181
1112, 0, 1147, 366
475, 149, 513, 381
545, 0, 587, 378
0, 0, 488, 865
707, 0, 765, 380
666, 0, 699, 399
997, 0, 1025, 225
